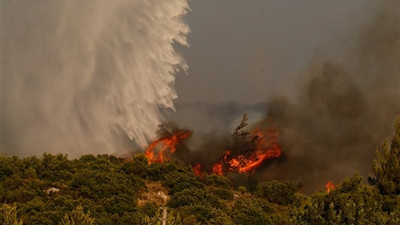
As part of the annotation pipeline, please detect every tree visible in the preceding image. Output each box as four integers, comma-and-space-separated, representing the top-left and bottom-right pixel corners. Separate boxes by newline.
256, 180, 298, 205
59, 205, 94, 225
233, 114, 250, 140
0, 204, 22, 225
231, 197, 273, 225
371, 117, 400, 195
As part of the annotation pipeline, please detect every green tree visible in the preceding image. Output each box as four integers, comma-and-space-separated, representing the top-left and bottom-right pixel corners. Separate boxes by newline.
121, 153, 148, 178
231, 197, 273, 225
59, 205, 94, 225
256, 180, 298, 205
371, 117, 400, 196
203, 174, 232, 189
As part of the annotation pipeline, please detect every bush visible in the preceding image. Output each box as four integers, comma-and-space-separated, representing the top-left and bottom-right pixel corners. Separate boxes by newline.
203, 174, 232, 189
211, 188, 234, 201
60, 205, 94, 225
168, 188, 223, 209
231, 197, 273, 225
0, 203, 22, 225
256, 180, 298, 205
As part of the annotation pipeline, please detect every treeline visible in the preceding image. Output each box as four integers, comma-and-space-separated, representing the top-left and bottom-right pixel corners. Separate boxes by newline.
0, 118, 399, 225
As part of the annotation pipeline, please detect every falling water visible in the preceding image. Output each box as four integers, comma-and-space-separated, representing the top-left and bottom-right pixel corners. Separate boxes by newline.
0, 0, 190, 156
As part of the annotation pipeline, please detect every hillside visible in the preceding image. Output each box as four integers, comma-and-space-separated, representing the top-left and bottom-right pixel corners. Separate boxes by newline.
0, 118, 399, 225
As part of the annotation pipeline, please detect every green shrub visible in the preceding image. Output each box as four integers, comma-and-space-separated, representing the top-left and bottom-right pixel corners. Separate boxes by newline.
256, 180, 298, 205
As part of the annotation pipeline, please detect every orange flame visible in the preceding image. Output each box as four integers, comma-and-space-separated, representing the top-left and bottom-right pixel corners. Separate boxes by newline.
212, 163, 223, 175
325, 181, 336, 194
146, 122, 282, 176
145, 130, 191, 164
212, 126, 282, 174
193, 164, 202, 176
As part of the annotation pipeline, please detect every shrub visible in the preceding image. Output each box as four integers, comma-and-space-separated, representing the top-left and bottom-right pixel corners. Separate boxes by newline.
256, 180, 298, 205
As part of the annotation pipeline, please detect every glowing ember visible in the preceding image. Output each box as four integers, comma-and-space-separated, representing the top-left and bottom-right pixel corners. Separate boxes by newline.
325, 181, 336, 193
145, 130, 191, 164
194, 164, 202, 176
213, 163, 223, 175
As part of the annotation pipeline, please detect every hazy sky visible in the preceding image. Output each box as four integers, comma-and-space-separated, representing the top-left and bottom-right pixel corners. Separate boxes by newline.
170, 0, 399, 191
175, 0, 376, 104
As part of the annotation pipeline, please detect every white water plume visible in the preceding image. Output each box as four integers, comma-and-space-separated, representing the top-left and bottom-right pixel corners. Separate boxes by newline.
0, 0, 190, 156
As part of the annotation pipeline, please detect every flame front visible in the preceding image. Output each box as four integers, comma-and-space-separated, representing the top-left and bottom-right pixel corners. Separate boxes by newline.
212, 126, 282, 175
145, 121, 282, 176
325, 181, 336, 194
145, 130, 191, 164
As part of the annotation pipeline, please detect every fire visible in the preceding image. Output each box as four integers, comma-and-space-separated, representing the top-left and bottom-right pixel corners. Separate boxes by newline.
145, 116, 282, 176
145, 130, 191, 164
212, 163, 223, 175
212, 126, 282, 175
193, 164, 202, 176
325, 181, 336, 194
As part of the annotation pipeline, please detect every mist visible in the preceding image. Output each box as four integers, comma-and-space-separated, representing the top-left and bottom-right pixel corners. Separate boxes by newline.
0, 0, 190, 156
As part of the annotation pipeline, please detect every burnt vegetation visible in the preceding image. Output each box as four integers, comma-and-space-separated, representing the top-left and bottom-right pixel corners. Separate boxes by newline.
0, 118, 399, 225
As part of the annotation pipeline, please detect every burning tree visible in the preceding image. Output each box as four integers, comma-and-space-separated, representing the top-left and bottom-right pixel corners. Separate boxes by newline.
212, 114, 282, 175
144, 115, 282, 176
233, 114, 251, 142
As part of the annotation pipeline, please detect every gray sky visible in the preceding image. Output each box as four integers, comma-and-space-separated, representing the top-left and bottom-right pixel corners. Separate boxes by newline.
175, 0, 376, 104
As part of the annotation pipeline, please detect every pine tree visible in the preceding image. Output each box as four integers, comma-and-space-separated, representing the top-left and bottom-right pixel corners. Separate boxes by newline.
233, 114, 250, 140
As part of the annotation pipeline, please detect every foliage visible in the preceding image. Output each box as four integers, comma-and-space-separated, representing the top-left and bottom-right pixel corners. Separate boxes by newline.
371, 117, 400, 196
291, 176, 394, 225
256, 180, 298, 205
59, 205, 94, 225
0, 118, 399, 224
142, 208, 184, 225
0, 203, 23, 225
203, 174, 232, 189
230, 197, 274, 225
211, 187, 234, 201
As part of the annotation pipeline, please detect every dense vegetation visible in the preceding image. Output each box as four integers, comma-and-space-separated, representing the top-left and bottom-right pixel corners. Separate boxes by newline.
1, 118, 399, 225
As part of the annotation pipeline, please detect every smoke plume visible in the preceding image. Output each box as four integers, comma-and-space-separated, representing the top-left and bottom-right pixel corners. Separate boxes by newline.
0, 0, 190, 156
162, 0, 399, 192
254, 0, 400, 192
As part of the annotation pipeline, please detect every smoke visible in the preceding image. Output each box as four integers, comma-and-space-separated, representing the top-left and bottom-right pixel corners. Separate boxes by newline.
165, 0, 399, 192
0, 0, 190, 156
255, 0, 400, 192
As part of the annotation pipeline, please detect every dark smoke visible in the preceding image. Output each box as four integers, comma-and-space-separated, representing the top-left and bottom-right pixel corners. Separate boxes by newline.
166, 0, 399, 192
253, 0, 400, 192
